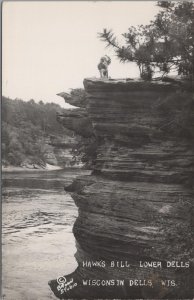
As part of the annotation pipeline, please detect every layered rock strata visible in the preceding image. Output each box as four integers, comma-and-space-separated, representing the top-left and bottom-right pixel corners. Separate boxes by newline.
49, 78, 194, 299
56, 108, 93, 138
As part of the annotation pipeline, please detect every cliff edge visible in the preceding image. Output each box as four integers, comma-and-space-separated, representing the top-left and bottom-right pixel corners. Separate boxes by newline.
49, 78, 194, 299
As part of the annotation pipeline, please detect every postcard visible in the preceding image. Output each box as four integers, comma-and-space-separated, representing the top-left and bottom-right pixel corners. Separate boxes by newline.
2, 1, 194, 299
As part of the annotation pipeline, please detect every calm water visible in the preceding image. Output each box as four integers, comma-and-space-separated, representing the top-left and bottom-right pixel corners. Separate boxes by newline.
2, 169, 89, 300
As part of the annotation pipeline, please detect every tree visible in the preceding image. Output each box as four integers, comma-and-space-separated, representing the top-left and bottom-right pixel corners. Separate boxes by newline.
98, 1, 194, 80
1, 96, 72, 167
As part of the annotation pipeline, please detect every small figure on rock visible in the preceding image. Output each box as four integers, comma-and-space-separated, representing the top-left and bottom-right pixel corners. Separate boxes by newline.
98, 55, 111, 78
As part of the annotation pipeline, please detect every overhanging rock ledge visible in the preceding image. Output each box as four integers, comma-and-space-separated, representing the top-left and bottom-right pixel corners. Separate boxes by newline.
49, 78, 194, 299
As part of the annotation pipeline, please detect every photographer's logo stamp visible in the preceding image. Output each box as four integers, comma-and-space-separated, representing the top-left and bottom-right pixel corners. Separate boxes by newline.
56, 275, 78, 295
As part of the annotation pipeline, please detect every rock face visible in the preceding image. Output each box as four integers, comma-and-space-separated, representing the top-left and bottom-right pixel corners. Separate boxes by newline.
57, 89, 88, 108
49, 78, 194, 299
45, 135, 84, 168
56, 109, 93, 138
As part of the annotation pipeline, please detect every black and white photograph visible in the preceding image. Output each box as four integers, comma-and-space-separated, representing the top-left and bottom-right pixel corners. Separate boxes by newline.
2, 1, 194, 299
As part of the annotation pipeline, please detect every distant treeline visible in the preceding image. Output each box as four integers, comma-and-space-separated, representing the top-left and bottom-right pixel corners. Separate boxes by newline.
2, 96, 72, 167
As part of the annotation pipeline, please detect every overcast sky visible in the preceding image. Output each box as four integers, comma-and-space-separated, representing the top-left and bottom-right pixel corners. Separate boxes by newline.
3, 1, 159, 108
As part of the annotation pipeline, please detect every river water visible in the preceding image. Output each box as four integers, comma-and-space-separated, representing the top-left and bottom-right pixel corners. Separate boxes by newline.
2, 169, 88, 300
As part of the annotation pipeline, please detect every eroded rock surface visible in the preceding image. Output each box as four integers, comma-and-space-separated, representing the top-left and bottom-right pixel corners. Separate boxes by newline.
56, 109, 93, 138
49, 78, 194, 299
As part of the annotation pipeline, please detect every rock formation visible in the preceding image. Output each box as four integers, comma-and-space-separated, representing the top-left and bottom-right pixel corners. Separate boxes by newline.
45, 135, 84, 168
57, 89, 88, 108
49, 78, 194, 299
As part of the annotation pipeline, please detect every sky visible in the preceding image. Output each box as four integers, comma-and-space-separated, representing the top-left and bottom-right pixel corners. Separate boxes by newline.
3, 1, 160, 108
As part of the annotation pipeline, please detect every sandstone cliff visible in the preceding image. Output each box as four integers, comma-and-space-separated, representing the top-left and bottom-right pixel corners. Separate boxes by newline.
49, 78, 194, 299
45, 135, 83, 168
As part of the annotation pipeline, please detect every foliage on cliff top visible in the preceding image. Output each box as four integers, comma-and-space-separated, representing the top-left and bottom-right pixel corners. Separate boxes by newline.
98, 1, 194, 80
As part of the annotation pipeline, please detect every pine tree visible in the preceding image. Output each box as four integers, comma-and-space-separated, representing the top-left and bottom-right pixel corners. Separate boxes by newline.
98, 1, 194, 80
